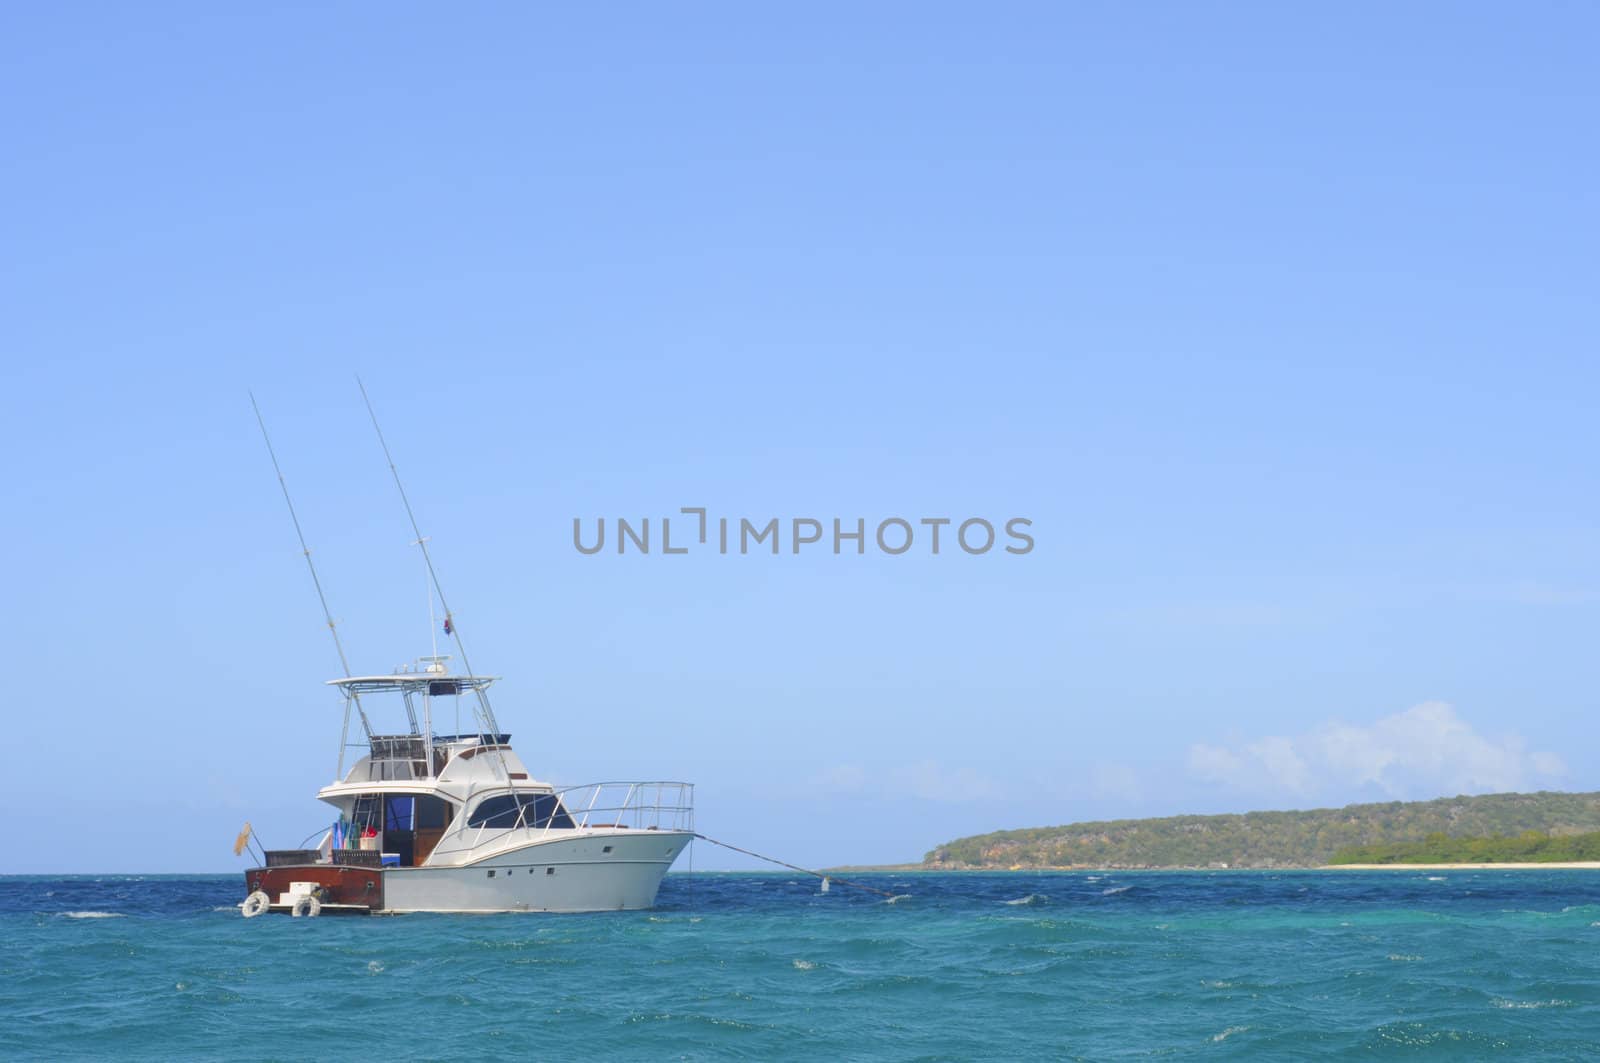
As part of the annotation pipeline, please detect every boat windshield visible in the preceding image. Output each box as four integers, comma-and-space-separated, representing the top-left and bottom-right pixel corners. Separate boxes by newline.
466, 792, 577, 831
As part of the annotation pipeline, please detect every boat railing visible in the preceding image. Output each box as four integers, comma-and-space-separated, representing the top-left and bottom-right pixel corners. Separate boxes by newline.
359, 735, 445, 782
443, 780, 695, 856
550, 781, 695, 834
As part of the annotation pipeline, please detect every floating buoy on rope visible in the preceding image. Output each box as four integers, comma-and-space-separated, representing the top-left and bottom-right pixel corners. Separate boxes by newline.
241, 890, 271, 918
692, 833, 901, 900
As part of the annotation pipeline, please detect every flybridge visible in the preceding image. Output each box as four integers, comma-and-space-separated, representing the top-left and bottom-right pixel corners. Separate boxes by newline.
326, 657, 508, 781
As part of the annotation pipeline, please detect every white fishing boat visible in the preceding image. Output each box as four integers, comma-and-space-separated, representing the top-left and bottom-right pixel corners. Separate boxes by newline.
241, 660, 694, 915
240, 388, 693, 915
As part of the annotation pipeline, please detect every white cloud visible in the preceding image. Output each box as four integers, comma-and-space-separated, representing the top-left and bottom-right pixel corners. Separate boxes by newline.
1246, 735, 1313, 794
1187, 701, 1567, 801
1188, 743, 1244, 783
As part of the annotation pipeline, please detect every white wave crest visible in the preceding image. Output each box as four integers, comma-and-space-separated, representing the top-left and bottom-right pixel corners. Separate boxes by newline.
1003, 894, 1048, 906
60, 911, 125, 919
1212, 1026, 1250, 1042
1492, 998, 1572, 1009
1102, 885, 1131, 895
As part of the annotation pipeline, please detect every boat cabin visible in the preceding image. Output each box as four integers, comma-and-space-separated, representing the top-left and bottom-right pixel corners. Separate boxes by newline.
307, 663, 577, 868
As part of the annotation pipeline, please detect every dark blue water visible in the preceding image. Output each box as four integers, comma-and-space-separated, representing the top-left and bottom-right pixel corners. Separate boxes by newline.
5, 870, 1600, 1059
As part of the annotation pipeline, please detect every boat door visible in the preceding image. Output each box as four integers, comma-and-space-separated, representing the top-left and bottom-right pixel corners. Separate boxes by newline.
351, 793, 457, 867
412, 795, 455, 866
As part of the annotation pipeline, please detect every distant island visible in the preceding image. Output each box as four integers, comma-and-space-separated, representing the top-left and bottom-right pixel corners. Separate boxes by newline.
1329, 829, 1600, 865
915, 791, 1600, 870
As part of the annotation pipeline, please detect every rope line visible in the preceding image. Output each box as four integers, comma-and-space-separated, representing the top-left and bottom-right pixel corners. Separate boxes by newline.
693, 833, 898, 898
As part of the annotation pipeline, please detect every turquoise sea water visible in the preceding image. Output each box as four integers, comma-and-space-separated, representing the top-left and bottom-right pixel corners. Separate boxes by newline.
5, 869, 1600, 1059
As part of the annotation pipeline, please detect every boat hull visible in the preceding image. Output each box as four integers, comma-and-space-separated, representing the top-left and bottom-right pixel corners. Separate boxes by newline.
244, 830, 692, 914
384, 830, 692, 913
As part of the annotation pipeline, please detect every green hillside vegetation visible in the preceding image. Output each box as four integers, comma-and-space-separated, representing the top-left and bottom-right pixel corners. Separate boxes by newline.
924, 791, 1600, 869
1330, 829, 1600, 865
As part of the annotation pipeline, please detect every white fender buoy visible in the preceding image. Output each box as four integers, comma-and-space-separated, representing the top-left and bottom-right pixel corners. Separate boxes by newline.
291, 894, 322, 918
820, 877, 830, 893
241, 890, 271, 918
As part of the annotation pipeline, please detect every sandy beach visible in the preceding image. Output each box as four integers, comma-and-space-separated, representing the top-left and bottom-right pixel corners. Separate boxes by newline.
1324, 862, 1600, 870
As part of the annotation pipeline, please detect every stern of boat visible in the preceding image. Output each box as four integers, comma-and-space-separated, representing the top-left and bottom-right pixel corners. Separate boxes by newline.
241, 850, 385, 914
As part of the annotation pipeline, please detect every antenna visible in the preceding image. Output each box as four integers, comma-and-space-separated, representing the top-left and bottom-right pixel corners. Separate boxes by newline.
357, 377, 503, 739
250, 392, 373, 754
422, 535, 439, 663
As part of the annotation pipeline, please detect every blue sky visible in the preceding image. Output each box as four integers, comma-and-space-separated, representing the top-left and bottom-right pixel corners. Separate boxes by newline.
2, 4, 1596, 872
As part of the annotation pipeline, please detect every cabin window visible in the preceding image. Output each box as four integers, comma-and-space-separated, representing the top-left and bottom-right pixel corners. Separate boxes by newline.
385, 796, 414, 831
466, 792, 578, 830
351, 794, 383, 832
467, 795, 522, 829
525, 794, 577, 830
415, 795, 455, 830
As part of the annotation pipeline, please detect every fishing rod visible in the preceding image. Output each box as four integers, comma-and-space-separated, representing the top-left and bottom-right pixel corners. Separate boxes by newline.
250, 391, 373, 761
356, 377, 503, 742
